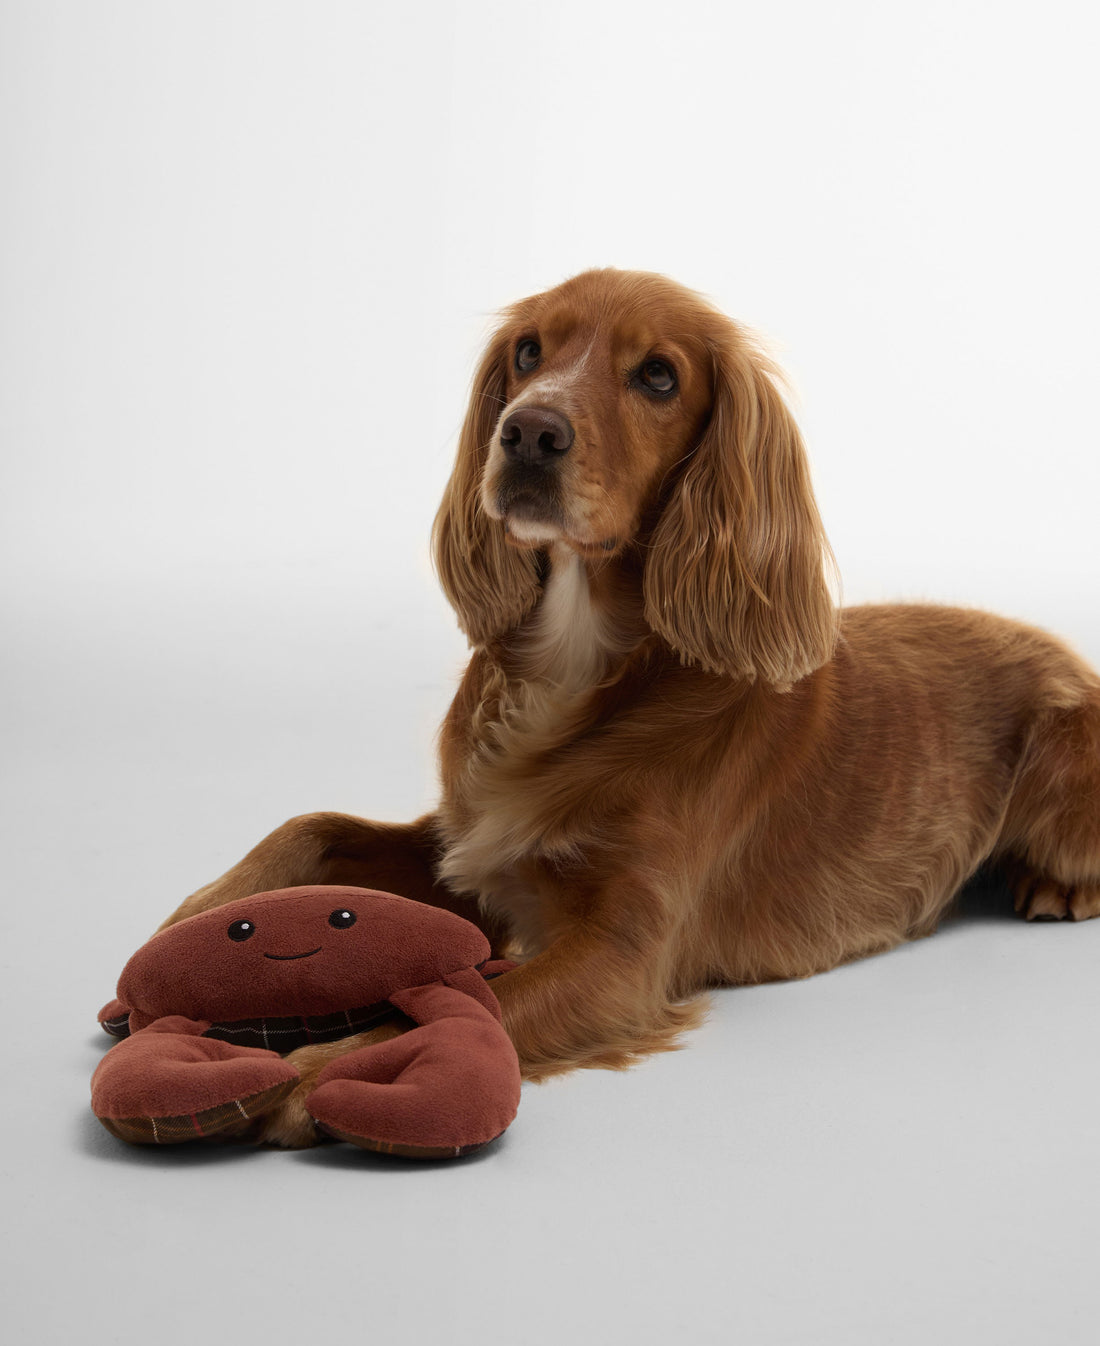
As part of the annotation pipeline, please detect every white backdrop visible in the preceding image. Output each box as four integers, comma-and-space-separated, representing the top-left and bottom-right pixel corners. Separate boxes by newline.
3, 3, 1099, 1344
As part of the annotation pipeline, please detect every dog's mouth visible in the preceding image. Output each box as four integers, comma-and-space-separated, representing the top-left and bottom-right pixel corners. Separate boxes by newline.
496, 465, 562, 515
488, 464, 621, 555
494, 476, 567, 546
263, 948, 322, 961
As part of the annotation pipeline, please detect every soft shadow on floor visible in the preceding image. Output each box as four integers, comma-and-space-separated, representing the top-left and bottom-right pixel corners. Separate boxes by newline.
290, 1135, 506, 1172
79, 1104, 508, 1171
944, 863, 1016, 925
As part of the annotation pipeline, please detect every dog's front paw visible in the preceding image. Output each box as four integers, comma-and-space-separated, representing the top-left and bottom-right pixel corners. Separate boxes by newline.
256, 1023, 409, 1148
256, 1076, 323, 1149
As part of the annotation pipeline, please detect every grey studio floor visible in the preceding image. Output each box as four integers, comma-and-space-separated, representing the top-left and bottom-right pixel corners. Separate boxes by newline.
4, 560, 1099, 1346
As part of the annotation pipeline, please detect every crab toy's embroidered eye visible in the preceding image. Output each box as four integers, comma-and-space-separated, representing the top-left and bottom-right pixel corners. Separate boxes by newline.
227, 919, 256, 942
328, 909, 356, 929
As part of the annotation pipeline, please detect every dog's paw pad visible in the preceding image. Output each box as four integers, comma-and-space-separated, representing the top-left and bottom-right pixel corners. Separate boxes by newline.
1022, 880, 1070, 920
1068, 884, 1100, 921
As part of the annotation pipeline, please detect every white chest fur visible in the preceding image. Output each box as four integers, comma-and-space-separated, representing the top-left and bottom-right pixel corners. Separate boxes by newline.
519, 549, 612, 691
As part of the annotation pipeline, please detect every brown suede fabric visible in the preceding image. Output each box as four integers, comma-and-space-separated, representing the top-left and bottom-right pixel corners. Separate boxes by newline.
91, 886, 521, 1156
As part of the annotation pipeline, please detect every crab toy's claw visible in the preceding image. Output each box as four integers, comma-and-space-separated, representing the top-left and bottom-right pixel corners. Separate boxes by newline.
306, 974, 521, 1158
91, 1015, 301, 1144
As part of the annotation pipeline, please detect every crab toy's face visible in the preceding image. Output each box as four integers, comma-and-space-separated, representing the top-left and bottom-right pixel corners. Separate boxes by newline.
117, 886, 491, 1025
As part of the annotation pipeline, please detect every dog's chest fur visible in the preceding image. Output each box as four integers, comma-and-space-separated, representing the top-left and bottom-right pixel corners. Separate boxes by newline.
437, 550, 630, 947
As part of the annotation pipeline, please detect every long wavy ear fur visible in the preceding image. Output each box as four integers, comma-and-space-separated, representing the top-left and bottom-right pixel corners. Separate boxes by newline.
643, 322, 838, 689
432, 325, 541, 647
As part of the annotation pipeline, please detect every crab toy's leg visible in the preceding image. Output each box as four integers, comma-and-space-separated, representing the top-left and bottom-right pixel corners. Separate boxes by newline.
304, 977, 521, 1158
91, 1016, 301, 1145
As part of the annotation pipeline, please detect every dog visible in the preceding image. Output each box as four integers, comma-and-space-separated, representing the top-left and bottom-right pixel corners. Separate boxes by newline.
160, 268, 1100, 1146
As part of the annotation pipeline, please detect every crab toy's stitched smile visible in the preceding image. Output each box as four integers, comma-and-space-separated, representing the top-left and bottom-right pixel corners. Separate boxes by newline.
262, 948, 322, 961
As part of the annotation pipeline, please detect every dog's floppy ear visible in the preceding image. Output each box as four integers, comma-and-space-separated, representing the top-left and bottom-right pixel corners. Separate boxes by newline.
643, 324, 838, 689
432, 325, 541, 647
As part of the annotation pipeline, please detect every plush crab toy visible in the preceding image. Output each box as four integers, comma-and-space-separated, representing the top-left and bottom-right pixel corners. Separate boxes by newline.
92, 885, 521, 1158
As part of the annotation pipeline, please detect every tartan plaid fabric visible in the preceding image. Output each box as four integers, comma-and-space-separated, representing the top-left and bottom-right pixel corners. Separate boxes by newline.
202, 1000, 399, 1051
100, 1012, 131, 1039
316, 1120, 505, 1160
98, 1000, 401, 1047
97, 1079, 297, 1145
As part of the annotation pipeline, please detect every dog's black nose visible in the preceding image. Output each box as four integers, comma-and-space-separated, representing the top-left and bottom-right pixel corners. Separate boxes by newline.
499, 407, 574, 465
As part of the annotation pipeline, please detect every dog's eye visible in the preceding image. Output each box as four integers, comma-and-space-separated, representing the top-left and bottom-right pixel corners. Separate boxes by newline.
515, 339, 541, 373
636, 360, 677, 397
328, 909, 356, 929
227, 919, 256, 942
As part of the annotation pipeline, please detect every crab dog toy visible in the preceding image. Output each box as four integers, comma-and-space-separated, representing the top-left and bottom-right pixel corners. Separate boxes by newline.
92, 886, 521, 1157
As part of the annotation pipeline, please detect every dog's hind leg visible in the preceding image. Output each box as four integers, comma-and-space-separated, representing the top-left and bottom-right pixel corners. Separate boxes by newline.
999, 686, 1100, 922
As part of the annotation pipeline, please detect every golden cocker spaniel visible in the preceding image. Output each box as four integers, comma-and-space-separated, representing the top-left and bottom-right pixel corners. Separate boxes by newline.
160, 268, 1100, 1146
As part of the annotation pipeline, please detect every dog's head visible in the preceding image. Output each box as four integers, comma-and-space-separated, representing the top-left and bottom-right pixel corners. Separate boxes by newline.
433, 268, 837, 688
